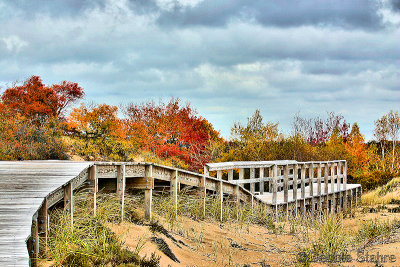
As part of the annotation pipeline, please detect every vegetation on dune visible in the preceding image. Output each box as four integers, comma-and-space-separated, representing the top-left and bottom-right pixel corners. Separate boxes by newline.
43, 189, 400, 266
45, 193, 159, 266
362, 177, 400, 205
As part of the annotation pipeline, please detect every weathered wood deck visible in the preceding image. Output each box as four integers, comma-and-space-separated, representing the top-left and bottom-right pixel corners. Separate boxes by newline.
0, 161, 91, 267
0, 160, 361, 266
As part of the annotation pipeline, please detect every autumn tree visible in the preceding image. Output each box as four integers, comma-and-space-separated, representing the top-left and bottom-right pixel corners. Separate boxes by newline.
67, 103, 124, 139
230, 110, 282, 161
124, 99, 221, 170
345, 123, 368, 177
1, 75, 84, 123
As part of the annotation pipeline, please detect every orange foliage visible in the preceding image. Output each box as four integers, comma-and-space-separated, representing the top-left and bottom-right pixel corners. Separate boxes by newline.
125, 99, 222, 170
67, 103, 125, 139
1, 76, 84, 123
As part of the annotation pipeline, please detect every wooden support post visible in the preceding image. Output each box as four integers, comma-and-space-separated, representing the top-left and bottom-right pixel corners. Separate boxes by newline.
64, 182, 73, 225
117, 164, 126, 221
293, 164, 298, 216
324, 163, 329, 214
272, 164, 278, 219
317, 163, 322, 214
349, 188, 353, 215
300, 164, 306, 213
228, 169, 233, 181
355, 187, 359, 207
144, 164, 153, 221
217, 180, 223, 222
250, 168, 255, 193
88, 165, 97, 216
337, 162, 342, 213
309, 163, 315, 215
343, 161, 348, 214
217, 170, 222, 180
239, 168, 244, 180
330, 163, 335, 214
31, 217, 38, 266
38, 199, 48, 255
202, 166, 209, 218
170, 170, 178, 219
284, 164, 289, 217
259, 167, 264, 194
251, 195, 254, 212
235, 185, 240, 219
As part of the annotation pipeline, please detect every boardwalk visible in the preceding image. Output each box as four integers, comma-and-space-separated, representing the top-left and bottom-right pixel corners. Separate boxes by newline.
0, 161, 91, 267
0, 160, 360, 266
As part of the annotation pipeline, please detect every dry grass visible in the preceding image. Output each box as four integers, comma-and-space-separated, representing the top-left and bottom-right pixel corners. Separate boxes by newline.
362, 177, 400, 205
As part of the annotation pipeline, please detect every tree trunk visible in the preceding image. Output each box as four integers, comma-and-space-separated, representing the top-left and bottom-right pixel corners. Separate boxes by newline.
392, 140, 395, 173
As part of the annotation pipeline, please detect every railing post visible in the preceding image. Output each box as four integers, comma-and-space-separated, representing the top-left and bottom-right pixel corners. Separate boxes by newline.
64, 182, 73, 225
171, 170, 178, 219
144, 164, 153, 221
228, 169, 233, 181
330, 163, 335, 214
235, 184, 240, 219
272, 164, 278, 219
349, 188, 353, 215
217, 180, 223, 222
317, 163, 322, 214
250, 168, 255, 193
38, 199, 48, 255
88, 165, 97, 216
259, 167, 264, 194
301, 164, 306, 213
293, 164, 298, 216
117, 164, 126, 221
31, 216, 38, 267
202, 166, 209, 218
343, 160, 348, 214
337, 162, 342, 213
217, 170, 222, 180
324, 163, 329, 214
284, 164, 289, 219
239, 168, 244, 180
309, 163, 314, 214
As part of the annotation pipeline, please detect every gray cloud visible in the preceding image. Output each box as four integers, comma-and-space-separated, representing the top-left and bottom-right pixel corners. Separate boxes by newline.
391, 0, 400, 10
0, 0, 399, 140
157, 0, 383, 30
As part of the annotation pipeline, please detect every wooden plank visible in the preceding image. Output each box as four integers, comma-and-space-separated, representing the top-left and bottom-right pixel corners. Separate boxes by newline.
126, 177, 154, 189
206, 160, 297, 171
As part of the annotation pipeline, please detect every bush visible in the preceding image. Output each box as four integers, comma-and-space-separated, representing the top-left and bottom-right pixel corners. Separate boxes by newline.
0, 116, 68, 160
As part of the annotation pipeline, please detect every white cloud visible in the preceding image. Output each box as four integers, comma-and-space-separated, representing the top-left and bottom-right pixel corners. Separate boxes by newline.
2, 35, 28, 52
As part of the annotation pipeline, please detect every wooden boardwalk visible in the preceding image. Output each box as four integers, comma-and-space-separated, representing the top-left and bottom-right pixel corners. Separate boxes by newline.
0, 160, 361, 266
0, 161, 91, 267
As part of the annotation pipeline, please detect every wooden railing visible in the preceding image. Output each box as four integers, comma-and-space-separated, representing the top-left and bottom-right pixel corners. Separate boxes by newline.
27, 162, 263, 266
27, 160, 361, 266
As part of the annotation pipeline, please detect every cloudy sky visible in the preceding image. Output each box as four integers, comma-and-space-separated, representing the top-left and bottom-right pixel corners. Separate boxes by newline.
0, 0, 399, 140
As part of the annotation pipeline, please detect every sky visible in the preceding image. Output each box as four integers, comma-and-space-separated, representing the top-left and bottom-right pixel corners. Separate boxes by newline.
0, 0, 399, 140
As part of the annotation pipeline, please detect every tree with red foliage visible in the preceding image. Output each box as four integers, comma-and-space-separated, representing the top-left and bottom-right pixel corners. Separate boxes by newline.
124, 99, 222, 171
1, 76, 84, 123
